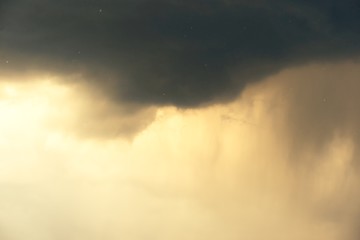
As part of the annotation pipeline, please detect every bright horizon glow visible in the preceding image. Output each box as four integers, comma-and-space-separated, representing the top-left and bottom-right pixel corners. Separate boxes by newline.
0, 65, 359, 240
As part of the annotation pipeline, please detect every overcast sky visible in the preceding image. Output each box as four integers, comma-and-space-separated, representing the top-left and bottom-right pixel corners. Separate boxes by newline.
1, 1, 360, 240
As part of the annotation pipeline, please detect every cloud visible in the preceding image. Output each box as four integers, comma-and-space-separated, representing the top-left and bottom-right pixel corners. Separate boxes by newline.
0, 75, 157, 139
1, 0, 359, 107
1, 1, 360, 238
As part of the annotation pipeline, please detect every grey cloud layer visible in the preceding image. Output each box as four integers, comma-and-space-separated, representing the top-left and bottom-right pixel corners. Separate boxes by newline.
1, 0, 360, 107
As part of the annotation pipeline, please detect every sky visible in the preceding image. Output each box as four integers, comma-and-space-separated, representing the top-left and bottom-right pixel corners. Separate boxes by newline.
0, 0, 360, 239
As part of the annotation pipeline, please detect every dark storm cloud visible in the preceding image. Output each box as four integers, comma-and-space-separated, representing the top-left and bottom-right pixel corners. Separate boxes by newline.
1, 0, 360, 107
